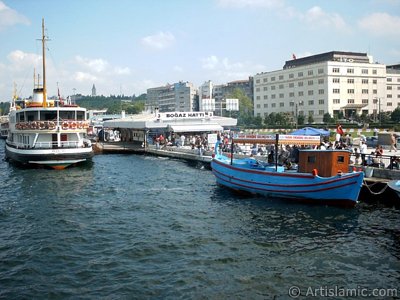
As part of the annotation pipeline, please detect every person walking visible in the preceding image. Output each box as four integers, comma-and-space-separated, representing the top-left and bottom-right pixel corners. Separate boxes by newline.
360, 141, 368, 166
336, 123, 344, 142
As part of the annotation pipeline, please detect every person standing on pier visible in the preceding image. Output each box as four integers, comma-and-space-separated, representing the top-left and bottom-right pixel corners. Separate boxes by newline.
390, 133, 397, 152
360, 141, 368, 166
336, 123, 344, 142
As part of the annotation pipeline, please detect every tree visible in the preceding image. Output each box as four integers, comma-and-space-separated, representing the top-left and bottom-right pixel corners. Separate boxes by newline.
323, 113, 332, 124
307, 114, 314, 124
391, 107, 400, 122
227, 88, 253, 126
297, 115, 305, 126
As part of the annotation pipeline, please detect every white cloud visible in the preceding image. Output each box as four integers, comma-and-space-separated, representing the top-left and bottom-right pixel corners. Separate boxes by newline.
302, 6, 347, 30
201, 55, 219, 70
7, 50, 41, 70
114, 66, 131, 75
0, 1, 30, 31
141, 31, 176, 50
73, 71, 97, 83
358, 12, 400, 37
74, 56, 109, 73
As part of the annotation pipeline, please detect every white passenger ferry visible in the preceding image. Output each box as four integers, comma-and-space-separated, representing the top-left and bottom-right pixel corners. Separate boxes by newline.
5, 19, 93, 169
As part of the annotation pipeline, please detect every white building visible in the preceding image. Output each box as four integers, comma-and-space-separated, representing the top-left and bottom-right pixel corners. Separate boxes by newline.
253, 51, 400, 123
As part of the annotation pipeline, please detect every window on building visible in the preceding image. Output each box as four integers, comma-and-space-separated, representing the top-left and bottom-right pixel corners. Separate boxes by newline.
289, 73, 294, 79
256, 104, 261, 108
271, 76, 276, 81
387, 78, 392, 82
348, 99, 355, 104
256, 87, 260, 92
387, 102, 393, 106
387, 86, 392, 90
318, 89, 324, 95
373, 79, 377, 84
279, 75, 284, 80
308, 70, 313, 76
347, 89, 354, 94
333, 89, 340, 94
279, 84, 284, 89
347, 68, 354, 74
362, 89, 368, 94
318, 68, 324, 74
280, 102, 284, 107
263, 86, 268, 91
264, 95, 268, 99
271, 103, 276, 108
298, 91, 304, 96
308, 90, 314, 95
271, 86, 276, 90
289, 83, 294, 88
279, 93, 284, 98
308, 100, 314, 105
333, 78, 340, 83
263, 78, 268, 83
271, 94, 276, 99
289, 92, 294, 97
256, 79, 260, 84
333, 68, 340, 73
373, 89, 377, 94
289, 102, 294, 107
264, 103, 268, 108
362, 69, 368, 74
362, 79, 368, 84
362, 99, 369, 104
387, 94, 392, 98
318, 99, 324, 105
319, 110, 324, 115
298, 82, 303, 87
347, 79, 354, 84
308, 80, 313, 85
318, 79, 324, 84
298, 72, 303, 77
333, 99, 340, 104
372, 69, 377, 74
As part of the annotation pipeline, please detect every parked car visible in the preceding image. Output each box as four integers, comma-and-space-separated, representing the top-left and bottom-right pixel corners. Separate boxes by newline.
366, 136, 378, 148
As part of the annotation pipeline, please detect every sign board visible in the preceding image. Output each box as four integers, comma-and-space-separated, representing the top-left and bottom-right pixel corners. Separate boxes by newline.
226, 98, 239, 111
200, 98, 215, 112
157, 111, 213, 120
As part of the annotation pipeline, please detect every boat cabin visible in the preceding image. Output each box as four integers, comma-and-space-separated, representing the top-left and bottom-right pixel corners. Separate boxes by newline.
298, 150, 351, 177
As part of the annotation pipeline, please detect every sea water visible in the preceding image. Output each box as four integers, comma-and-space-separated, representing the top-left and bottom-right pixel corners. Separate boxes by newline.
0, 140, 399, 299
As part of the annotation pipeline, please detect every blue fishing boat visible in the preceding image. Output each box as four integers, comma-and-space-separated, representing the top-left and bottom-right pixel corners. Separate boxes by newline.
211, 134, 364, 207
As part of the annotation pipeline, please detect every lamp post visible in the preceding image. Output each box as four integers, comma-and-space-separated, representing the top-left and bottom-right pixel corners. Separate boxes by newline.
295, 100, 304, 129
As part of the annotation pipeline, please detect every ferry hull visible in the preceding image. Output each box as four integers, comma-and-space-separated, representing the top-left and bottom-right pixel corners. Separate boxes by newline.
5, 144, 93, 169
211, 157, 364, 207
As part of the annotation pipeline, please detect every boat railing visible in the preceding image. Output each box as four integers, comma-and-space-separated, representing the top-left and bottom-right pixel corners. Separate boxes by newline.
15, 120, 89, 130
34, 141, 81, 149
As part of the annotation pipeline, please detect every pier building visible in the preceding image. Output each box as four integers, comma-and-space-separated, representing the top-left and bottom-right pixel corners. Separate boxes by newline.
253, 51, 400, 123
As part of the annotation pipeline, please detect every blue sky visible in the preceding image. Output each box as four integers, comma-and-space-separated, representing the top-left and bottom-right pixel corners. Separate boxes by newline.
0, 0, 399, 101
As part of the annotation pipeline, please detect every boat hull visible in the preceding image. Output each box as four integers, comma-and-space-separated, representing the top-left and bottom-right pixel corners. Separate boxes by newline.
211, 157, 364, 206
5, 143, 93, 169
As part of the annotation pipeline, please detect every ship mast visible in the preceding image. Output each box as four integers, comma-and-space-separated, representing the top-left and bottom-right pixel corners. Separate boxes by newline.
41, 18, 47, 107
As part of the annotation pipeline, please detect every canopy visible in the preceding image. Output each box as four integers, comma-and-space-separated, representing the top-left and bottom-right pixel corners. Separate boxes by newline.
232, 134, 321, 146
290, 127, 330, 136
170, 124, 223, 133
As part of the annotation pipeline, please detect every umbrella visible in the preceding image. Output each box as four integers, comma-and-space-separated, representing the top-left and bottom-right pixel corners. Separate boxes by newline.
290, 127, 330, 136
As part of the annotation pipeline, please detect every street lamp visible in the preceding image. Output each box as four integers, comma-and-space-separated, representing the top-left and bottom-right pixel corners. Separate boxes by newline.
295, 100, 304, 129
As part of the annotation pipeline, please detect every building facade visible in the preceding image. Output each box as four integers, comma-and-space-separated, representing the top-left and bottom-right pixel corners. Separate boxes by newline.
253, 51, 400, 123
146, 81, 198, 113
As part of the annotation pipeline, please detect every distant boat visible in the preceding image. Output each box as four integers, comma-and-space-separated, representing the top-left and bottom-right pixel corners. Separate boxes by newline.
5, 19, 93, 169
387, 180, 400, 198
211, 134, 364, 207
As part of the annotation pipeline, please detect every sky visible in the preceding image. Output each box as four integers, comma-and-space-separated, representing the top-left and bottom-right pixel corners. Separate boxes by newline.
0, 0, 399, 102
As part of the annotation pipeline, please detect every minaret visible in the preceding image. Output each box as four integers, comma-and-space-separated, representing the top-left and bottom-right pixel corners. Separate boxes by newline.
92, 84, 96, 97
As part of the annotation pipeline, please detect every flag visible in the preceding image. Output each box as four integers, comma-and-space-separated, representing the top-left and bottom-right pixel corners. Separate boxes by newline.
292, 53, 297, 60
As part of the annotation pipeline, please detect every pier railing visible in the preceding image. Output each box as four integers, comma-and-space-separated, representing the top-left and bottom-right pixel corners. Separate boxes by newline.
350, 152, 400, 170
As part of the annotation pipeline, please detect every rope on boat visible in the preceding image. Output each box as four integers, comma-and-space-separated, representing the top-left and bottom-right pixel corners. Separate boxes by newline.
362, 180, 389, 195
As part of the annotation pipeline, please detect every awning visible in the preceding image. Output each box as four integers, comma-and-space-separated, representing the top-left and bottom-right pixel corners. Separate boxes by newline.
340, 104, 368, 109
170, 124, 223, 133
233, 134, 321, 146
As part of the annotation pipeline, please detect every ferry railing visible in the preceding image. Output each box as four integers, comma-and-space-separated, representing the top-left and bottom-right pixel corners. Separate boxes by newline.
34, 141, 80, 149
15, 120, 89, 130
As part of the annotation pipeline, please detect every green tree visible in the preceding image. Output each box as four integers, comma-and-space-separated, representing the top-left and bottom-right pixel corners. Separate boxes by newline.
391, 107, 400, 122
297, 115, 305, 126
227, 88, 253, 126
323, 113, 332, 124
307, 114, 314, 124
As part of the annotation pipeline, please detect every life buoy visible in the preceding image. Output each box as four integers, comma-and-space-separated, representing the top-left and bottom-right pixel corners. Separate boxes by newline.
62, 121, 69, 130
83, 121, 89, 129
70, 122, 77, 129
30, 121, 37, 129
77, 121, 83, 129
312, 169, 318, 176
38, 122, 45, 130
48, 121, 56, 130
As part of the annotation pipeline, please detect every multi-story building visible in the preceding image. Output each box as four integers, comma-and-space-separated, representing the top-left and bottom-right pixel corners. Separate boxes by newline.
213, 77, 253, 116
146, 81, 198, 112
253, 51, 400, 123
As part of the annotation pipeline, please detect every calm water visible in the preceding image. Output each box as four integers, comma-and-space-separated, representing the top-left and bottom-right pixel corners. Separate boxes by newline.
0, 139, 399, 299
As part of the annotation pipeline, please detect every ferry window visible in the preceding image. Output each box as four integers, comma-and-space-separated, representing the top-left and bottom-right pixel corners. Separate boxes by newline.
17, 113, 24, 122
41, 111, 57, 120
60, 111, 75, 120
26, 111, 37, 121
307, 156, 316, 163
337, 156, 345, 163
77, 111, 85, 120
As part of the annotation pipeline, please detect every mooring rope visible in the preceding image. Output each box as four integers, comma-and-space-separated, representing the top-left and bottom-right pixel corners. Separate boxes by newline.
362, 180, 389, 195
